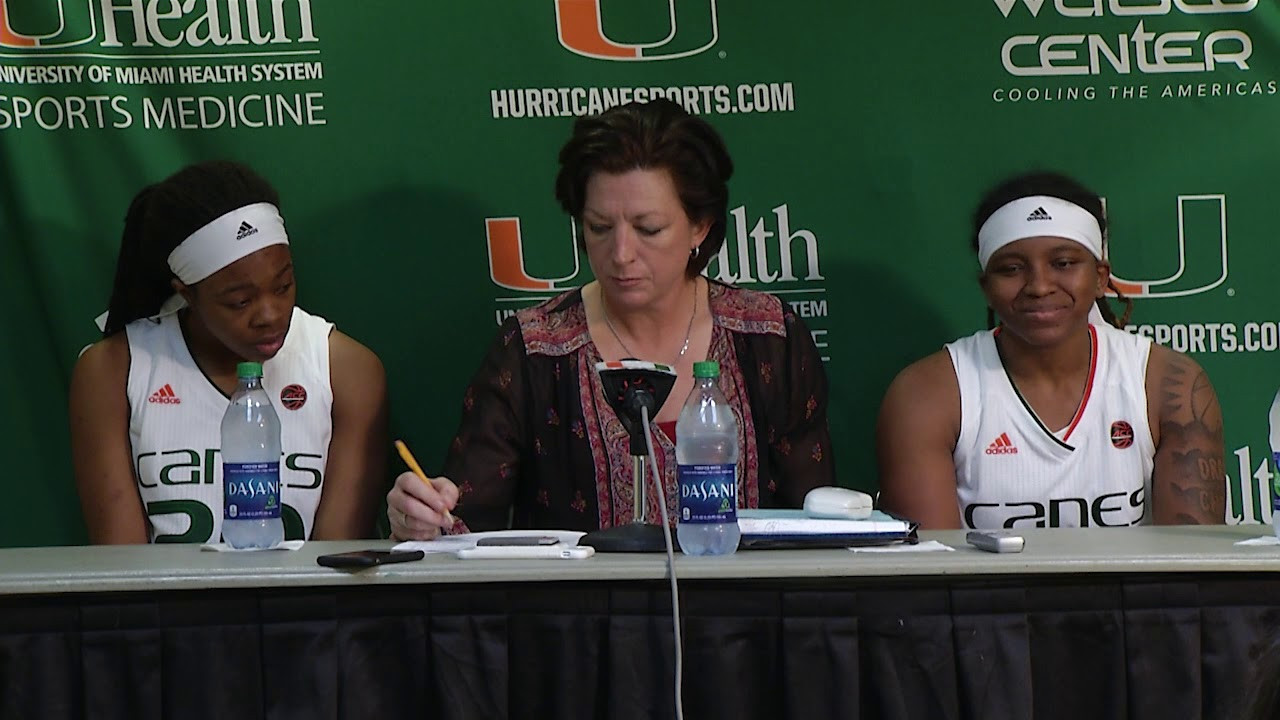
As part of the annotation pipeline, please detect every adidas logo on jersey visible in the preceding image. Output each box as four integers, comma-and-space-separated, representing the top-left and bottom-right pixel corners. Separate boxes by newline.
1026, 207, 1052, 221
985, 432, 1018, 455
148, 384, 182, 405
236, 221, 258, 240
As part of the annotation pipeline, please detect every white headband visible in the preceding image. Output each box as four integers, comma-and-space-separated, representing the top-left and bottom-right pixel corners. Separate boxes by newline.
92, 202, 290, 332
976, 195, 1102, 269
167, 202, 289, 284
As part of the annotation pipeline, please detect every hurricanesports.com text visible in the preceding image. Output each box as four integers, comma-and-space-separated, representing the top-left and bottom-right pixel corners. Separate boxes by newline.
490, 82, 795, 119
1128, 322, 1280, 354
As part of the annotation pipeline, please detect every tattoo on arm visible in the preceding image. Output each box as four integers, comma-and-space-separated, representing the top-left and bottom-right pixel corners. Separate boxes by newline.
1156, 355, 1226, 524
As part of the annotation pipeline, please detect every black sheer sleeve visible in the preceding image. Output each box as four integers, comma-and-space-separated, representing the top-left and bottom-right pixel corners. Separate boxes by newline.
440, 318, 528, 531
775, 309, 835, 505
741, 306, 835, 508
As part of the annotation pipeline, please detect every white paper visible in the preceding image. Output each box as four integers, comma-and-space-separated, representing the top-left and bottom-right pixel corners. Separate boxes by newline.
200, 540, 306, 552
1235, 535, 1280, 546
737, 517, 912, 535
394, 529, 587, 554
848, 540, 955, 553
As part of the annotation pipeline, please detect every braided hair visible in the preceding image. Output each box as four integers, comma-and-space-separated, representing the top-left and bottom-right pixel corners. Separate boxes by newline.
102, 161, 281, 336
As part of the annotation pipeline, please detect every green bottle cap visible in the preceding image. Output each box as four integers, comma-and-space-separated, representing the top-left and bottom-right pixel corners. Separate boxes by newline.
693, 361, 720, 378
237, 362, 264, 378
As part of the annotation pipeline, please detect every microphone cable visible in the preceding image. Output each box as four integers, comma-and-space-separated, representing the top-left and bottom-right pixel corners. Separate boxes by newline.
640, 404, 684, 720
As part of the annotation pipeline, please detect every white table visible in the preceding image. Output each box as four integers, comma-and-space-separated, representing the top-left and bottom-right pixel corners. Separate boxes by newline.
0, 525, 1275, 720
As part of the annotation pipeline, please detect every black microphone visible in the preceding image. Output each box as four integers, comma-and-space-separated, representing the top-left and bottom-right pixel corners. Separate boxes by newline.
596, 360, 676, 456
579, 360, 677, 553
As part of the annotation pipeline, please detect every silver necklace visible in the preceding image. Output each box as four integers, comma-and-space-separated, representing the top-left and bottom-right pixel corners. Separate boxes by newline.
602, 282, 698, 364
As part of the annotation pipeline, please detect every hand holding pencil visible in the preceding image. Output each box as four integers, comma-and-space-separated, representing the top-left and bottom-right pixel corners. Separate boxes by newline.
387, 440, 460, 540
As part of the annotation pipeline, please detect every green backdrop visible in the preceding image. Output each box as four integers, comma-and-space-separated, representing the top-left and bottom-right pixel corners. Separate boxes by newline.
2, 0, 1276, 546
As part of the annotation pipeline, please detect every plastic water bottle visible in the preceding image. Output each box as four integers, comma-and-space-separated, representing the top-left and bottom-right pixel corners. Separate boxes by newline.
1269, 388, 1280, 537
676, 361, 741, 556
221, 362, 284, 549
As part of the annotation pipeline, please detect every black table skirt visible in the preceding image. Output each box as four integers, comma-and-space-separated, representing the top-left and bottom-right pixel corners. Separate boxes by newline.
2, 574, 1278, 720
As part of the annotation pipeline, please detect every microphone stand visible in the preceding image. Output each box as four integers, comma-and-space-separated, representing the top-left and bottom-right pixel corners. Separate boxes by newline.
579, 361, 676, 553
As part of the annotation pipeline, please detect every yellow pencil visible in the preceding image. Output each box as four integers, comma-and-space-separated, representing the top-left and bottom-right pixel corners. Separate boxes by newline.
394, 439, 456, 526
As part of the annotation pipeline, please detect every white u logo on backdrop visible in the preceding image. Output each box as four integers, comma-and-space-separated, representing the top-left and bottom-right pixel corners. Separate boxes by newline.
1106, 194, 1228, 299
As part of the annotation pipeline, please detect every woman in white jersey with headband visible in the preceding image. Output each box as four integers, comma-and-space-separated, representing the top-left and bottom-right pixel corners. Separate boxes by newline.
877, 171, 1225, 530
70, 161, 387, 543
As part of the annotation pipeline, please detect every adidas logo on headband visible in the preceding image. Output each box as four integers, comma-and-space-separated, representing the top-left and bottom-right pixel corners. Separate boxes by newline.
165, 202, 289, 286
977, 195, 1102, 270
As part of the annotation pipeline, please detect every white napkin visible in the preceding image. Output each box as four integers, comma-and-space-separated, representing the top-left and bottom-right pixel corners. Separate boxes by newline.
200, 540, 306, 552
848, 540, 955, 553
1234, 535, 1280, 546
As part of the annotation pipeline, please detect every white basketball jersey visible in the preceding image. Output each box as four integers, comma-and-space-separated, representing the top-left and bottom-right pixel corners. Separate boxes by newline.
947, 324, 1155, 530
125, 306, 334, 543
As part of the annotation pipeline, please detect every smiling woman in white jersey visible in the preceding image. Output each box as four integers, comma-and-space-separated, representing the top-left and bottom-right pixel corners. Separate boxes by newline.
70, 161, 387, 544
876, 171, 1225, 530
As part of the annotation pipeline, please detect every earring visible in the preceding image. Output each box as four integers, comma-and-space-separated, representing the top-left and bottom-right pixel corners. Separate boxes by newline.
690, 245, 700, 260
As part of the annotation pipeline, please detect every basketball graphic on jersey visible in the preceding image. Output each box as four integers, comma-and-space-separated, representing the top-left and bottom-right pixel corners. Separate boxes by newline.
1110, 421, 1134, 449
280, 384, 308, 410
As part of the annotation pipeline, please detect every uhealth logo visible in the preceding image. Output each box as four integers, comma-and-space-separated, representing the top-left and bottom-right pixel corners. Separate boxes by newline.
1106, 194, 1228, 299
485, 204, 823, 294
0, 0, 317, 51
555, 0, 718, 62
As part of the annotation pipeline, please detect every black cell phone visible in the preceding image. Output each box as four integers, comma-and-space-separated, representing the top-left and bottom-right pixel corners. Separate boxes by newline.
316, 549, 425, 568
475, 535, 560, 547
